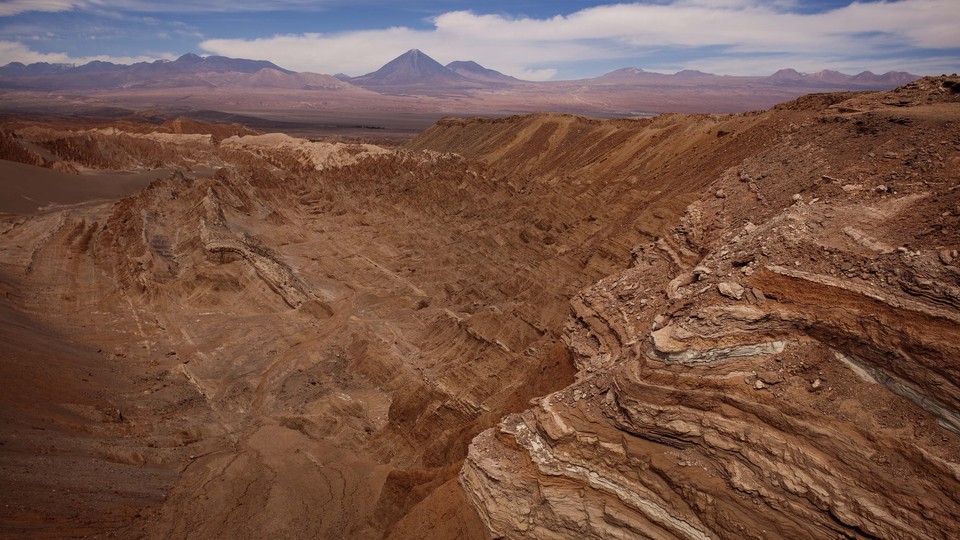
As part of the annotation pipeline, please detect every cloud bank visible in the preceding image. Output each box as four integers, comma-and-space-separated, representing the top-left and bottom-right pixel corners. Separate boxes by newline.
0, 1, 957, 78
0, 39, 172, 65
198, 0, 960, 79
0, 0, 334, 17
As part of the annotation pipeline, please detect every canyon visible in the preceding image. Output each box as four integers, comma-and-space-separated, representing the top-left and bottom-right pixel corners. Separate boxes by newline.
0, 76, 958, 539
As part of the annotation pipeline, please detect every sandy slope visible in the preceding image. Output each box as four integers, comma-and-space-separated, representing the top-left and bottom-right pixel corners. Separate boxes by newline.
0, 159, 167, 214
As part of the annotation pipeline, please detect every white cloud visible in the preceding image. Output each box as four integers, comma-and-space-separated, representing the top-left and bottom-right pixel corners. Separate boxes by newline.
3, 1, 957, 78
515, 68, 558, 81
0, 39, 172, 65
0, 0, 82, 16
200, 25, 597, 81
197, 0, 960, 79
0, 0, 336, 16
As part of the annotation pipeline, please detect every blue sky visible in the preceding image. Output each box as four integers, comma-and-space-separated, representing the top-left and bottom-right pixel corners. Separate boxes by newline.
0, 1, 957, 80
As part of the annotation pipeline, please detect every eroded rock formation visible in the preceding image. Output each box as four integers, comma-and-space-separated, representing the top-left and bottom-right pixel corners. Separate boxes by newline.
462, 77, 960, 539
1, 77, 958, 538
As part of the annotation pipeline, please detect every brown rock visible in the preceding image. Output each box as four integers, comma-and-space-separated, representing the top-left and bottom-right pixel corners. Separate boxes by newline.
940, 249, 955, 265
758, 371, 782, 385
746, 287, 767, 305
718, 281, 745, 300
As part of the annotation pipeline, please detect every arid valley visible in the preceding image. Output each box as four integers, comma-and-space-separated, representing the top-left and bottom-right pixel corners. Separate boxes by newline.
2, 51, 960, 538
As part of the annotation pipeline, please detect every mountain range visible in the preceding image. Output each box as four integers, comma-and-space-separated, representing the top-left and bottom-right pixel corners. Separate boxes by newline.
0, 49, 922, 115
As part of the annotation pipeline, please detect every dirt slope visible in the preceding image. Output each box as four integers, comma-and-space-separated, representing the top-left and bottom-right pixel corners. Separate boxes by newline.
0, 77, 958, 539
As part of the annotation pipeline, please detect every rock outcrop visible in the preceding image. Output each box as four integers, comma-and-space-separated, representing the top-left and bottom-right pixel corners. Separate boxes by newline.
462, 77, 960, 539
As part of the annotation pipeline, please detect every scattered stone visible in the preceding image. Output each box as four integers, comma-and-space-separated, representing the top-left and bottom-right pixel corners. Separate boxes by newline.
876, 184, 888, 192
792, 193, 802, 202
746, 287, 767, 305
731, 252, 754, 266
652, 314, 668, 330
718, 282, 745, 300
758, 371, 781, 385
940, 249, 956, 265
883, 152, 899, 159
743, 221, 757, 234
715, 189, 726, 198
754, 380, 766, 390
693, 265, 712, 280
811, 378, 822, 391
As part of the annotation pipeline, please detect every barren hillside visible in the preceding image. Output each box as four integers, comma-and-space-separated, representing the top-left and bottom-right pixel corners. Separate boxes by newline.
1, 77, 958, 538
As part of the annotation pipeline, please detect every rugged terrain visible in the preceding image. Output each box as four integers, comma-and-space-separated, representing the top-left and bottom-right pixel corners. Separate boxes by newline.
0, 77, 958, 538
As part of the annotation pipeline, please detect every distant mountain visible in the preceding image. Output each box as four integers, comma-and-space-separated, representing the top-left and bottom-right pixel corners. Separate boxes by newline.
768, 68, 806, 83
850, 70, 919, 86
346, 49, 486, 94
243, 68, 351, 90
594, 67, 716, 82
0, 49, 926, 114
154, 53, 293, 75
445, 60, 519, 84
810, 70, 851, 84
674, 69, 715, 77
0, 53, 295, 91
593, 67, 661, 82
768, 68, 920, 88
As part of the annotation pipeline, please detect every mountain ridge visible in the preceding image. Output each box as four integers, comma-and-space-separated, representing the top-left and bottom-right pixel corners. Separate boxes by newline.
344, 49, 486, 94
445, 60, 519, 84
1, 49, 921, 89
0, 49, 925, 114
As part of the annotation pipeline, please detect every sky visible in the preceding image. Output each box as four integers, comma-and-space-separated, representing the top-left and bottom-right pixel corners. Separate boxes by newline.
0, 0, 957, 81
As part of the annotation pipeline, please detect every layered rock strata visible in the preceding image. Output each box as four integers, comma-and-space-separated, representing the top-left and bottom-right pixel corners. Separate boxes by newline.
462, 77, 960, 539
